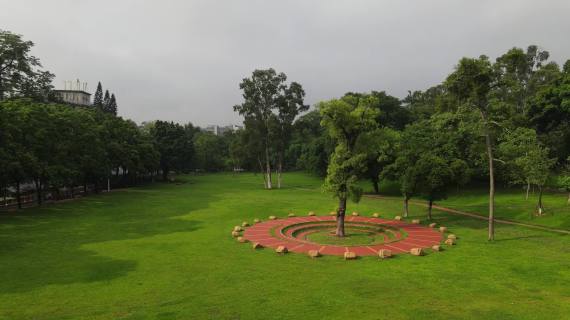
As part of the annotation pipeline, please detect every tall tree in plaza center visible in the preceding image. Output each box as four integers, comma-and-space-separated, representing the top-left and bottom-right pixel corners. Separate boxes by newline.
320, 94, 379, 237
234, 68, 306, 189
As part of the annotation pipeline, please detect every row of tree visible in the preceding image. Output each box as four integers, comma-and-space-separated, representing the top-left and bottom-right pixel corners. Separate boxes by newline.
93, 82, 118, 115
0, 99, 220, 208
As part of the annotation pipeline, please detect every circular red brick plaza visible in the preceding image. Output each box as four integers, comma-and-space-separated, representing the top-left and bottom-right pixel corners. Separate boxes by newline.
243, 215, 443, 256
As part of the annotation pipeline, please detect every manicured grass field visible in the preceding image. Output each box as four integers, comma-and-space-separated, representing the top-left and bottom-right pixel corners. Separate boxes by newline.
1, 173, 569, 319
439, 188, 570, 230
370, 180, 570, 230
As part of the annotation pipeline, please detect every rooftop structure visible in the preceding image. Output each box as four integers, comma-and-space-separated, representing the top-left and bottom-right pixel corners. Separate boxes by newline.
54, 79, 91, 106
204, 124, 243, 136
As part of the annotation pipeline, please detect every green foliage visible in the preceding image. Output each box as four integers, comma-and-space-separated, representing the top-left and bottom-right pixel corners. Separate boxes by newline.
384, 114, 472, 205
150, 120, 194, 179
497, 128, 555, 188
233, 68, 307, 187
320, 95, 379, 202
0, 99, 161, 204
192, 131, 229, 171
93, 82, 103, 108
0, 30, 54, 101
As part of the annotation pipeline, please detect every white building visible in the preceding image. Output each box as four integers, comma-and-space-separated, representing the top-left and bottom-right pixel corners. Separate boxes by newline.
204, 124, 243, 136
54, 90, 91, 106
54, 80, 91, 106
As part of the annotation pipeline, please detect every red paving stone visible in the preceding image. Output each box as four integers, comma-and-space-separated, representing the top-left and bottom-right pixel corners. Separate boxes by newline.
241, 216, 443, 256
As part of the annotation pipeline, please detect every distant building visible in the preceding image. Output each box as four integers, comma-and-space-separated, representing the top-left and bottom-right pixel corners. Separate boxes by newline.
54, 90, 91, 106
54, 80, 91, 106
204, 124, 243, 136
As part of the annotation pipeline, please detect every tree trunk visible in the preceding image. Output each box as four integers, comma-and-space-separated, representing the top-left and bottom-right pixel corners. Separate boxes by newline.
277, 155, 282, 189
525, 181, 530, 200
428, 199, 433, 220
372, 179, 379, 194
481, 111, 495, 241
265, 145, 272, 189
257, 157, 267, 188
16, 180, 21, 209
107, 177, 111, 192
162, 168, 169, 181
567, 192, 570, 205
537, 185, 544, 215
403, 195, 409, 218
336, 196, 347, 237
35, 178, 43, 205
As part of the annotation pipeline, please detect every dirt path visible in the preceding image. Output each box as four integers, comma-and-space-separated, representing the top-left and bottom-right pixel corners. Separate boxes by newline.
365, 195, 570, 235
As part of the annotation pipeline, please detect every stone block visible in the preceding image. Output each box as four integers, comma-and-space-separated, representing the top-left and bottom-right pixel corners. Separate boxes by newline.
275, 246, 288, 254
378, 249, 392, 259
432, 245, 441, 252
412, 219, 420, 224
410, 248, 423, 256
233, 226, 243, 232
439, 226, 447, 233
344, 251, 357, 260
308, 211, 315, 216
329, 211, 337, 216
252, 242, 263, 249
372, 213, 380, 218
237, 236, 248, 243
428, 223, 437, 228
394, 216, 402, 221
269, 215, 277, 220
308, 250, 320, 258
231, 231, 240, 237
288, 213, 296, 217
253, 218, 261, 224
445, 238, 455, 246
447, 234, 457, 240
352, 212, 359, 216
241, 221, 249, 227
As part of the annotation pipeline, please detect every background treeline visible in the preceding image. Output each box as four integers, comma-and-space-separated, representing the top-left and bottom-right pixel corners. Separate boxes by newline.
230, 46, 570, 238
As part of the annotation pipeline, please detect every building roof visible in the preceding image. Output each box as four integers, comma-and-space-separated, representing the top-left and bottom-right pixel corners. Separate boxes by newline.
53, 90, 92, 95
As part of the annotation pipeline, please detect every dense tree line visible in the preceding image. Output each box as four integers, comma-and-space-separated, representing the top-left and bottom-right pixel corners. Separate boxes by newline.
3, 27, 570, 241
230, 46, 570, 240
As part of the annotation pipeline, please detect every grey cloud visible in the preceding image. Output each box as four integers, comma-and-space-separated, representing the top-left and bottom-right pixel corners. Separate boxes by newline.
1, 0, 569, 126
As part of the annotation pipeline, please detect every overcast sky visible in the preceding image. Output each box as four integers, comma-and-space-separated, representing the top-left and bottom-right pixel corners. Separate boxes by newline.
2, 0, 569, 126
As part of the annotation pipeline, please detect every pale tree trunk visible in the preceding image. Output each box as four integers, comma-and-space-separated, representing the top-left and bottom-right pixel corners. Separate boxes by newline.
265, 145, 272, 189
107, 177, 111, 192
257, 158, 267, 189
428, 199, 433, 220
35, 178, 43, 205
403, 195, 410, 218
16, 180, 21, 209
567, 192, 570, 205
277, 154, 282, 189
336, 196, 346, 237
481, 110, 495, 241
525, 181, 530, 200
537, 185, 544, 215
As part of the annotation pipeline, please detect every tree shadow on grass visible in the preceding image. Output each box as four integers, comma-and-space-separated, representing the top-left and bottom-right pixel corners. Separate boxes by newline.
0, 180, 214, 293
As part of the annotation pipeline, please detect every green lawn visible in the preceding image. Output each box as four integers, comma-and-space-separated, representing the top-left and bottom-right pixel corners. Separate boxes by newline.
438, 188, 570, 230
370, 180, 570, 230
1, 173, 569, 319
